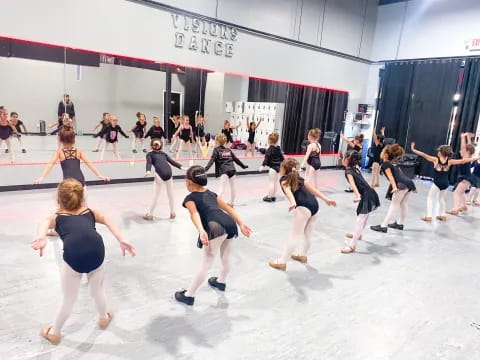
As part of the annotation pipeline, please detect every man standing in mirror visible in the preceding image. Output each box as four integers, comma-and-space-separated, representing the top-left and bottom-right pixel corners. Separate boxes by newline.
58, 94, 75, 128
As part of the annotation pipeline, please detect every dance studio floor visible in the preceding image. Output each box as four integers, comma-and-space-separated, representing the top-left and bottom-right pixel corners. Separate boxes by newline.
1, 171, 480, 360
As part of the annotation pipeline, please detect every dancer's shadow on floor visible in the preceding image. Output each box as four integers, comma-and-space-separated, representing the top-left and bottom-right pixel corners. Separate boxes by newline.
286, 265, 352, 303
121, 210, 174, 228
145, 303, 249, 356
354, 241, 401, 266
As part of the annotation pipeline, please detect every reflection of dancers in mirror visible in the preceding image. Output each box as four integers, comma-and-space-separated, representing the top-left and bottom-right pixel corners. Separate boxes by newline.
340, 132, 364, 192
300, 128, 322, 190
92, 112, 110, 152
245, 116, 262, 157
9, 111, 27, 153
447, 133, 477, 215
95, 116, 129, 160
269, 158, 336, 271
129, 112, 147, 153
169, 115, 181, 153
32, 178, 135, 345
341, 151, 380, 254
222, 120, 240, 148
144, 139, 183, 221
174, 166, 252, 306
371, 127, 385, 187
259, 133, 284, 202
411, 141, 476, 221
370, 144, 416, 233
174, 115, 194, 160
144, 116, 165, 143
0, 107, 20, 162
205, 134, 248, 207
195, 111, 209, 157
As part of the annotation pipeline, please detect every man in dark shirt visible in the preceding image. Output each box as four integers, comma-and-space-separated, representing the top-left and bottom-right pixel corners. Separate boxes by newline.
57, 94, 75, 126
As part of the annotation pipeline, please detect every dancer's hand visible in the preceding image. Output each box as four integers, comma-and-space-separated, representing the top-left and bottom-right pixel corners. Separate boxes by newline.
120, 240, 136, 257
410, 142, 416, 151
325, 199, 336, 207
34, 177, 43, 184
200, 231, 209, 246
391, 187, 399, 193
258, 166, 264, 172
240, 224, 252, 237
98, 175, 110, 182
353, 197, 361, 203
288, 203, 297, 211
145, 171, 151, 177
31, 237, 47, 256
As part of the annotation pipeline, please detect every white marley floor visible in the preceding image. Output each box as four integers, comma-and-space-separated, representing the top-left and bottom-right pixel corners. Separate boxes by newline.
1, 171, 480, 360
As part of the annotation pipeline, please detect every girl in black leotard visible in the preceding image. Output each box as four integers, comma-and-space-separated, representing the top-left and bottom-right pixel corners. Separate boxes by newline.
195, 111, 207, 146
469, 160, 480, 206
371, 127, 385, 187
9, 111, 28, 153
144, 116, 165, 142
300, 128, 322, 191
341, 151, 380, 254
269, 158, 336, 271
221, 120, 240, 148
259, 132, 284, 202
411, 142, 476, 222
92, 112, 110, 152
95, 116, 129, 160
32, 178, 135, 345
169, 115, 181, 153
0, 107, 19, 162
174, 166, 252, 306
144, 139, 184, 220
173, 115, 194, 160
245, 116, 263, 157
129, 112, 147, 153
340, 132, 364, 192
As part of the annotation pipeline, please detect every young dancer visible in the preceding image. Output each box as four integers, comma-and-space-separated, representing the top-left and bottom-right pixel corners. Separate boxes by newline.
370, 144, 416, 233
174, 166, 252, 306
32, 178, 136, 345
340, 132, 364, 192
410, 142, 477, 221
173, 115, 194, 160
169, 115, 181, 153
221, 120, 240, 147
144, 116, 165, 141
269, 158, 336, 271
8, 112, 27, 153
144, 139, 183, 220
195, 111, 207, 145
259, 133, 284, 202
92, 112, 110, 152
129, 112, 147, 153
300, 129, 322, 190
341, 151, 380, 254
447, 133, 477, 215
95, 116, 129, 160
371, 127, 385, 187
0, 107, 19, 162
469, 159, 480, 206
245, 116, 263, 157
205, 134, 248, 207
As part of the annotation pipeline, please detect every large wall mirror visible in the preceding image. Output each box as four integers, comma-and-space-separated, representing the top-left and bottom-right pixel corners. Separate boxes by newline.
0, 38, 348, 190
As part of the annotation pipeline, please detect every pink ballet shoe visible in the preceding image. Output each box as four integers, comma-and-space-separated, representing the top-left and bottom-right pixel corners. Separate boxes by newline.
40, 325, 61, 345
98, 311, 113, 330
341, 246, 356, 254
268, 260, 286, 271
291, 254, 307, 264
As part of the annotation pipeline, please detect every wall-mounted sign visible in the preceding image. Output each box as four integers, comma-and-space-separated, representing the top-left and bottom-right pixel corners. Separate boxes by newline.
172, 14, 238, 58
465, 38, 480, 52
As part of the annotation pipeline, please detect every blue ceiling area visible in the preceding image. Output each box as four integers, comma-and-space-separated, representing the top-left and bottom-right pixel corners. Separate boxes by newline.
379, 0, 407, 5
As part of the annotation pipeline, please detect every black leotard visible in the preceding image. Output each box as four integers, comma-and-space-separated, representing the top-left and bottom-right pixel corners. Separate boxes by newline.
60, 149, 85, 185
372, 143, 385, 163
97, 125, 129, 143
144, 125, 165, 139
205, 146, 248, 178
179, 126, 192, 142
345, 168, 380, 215
55, 209, 105, 273
133, 121, 146, 138
307, 143, 321, 170
262, 145, 284, 173
456, 161, 474, 185
222, 128, 233, 144
472, 161, 480, 187
247, 129, 255, 144
0, 124, 12, 139
146, 151, 182, 181
381, 161, 416, 200
279, 176, 319, 216
196, 124, 205, 138
183, 190, 238, 248
13, 120, 24, 134
95, 120, 109, 139
432, 157, 450, 190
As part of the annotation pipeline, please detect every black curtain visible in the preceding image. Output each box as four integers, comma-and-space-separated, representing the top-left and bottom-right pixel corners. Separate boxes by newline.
182, 68, 208, 123
248, 78, 287, 103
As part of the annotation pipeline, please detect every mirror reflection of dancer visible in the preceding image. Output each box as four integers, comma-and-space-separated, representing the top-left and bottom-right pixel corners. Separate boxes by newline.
411, 141, 476, 222
144, 116, 165, 143
9, 112, 27, 153
129, 112, 147, 153
447, 133, 477, 215
169, 115, 181, 153
174, 165, 252, 306
0, 107, 20, 162
300, 129, 322, 190
221, 120, 240, 148
195, 111, 207, 145
205, 134, 248, 207
144, 139, 184, 221
32, 178, 135, 345
341, 151, 379, 254
370, 144, 416, 233
92, 112, 110, 152
95, 116, 129, 160
269, 158, 336, 271
258, 133, 284, 202
173, 115, 194, 160
245, 116, 262, 157
371, 127, 385, 187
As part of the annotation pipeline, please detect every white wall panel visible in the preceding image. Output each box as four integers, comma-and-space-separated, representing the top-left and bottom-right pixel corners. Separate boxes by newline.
298, 0, 325, 45
151, 0, 218, 17
358, 0, 378, 59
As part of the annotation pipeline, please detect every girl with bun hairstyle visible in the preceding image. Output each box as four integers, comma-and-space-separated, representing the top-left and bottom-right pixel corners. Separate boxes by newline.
370, 144, 416, 233
300, 128, 322, 191
32, 178, 135, 345
259, 132, 284, 202
269, 158, 336, 271
175, 166, 252, 306
341, 151, 380, 254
